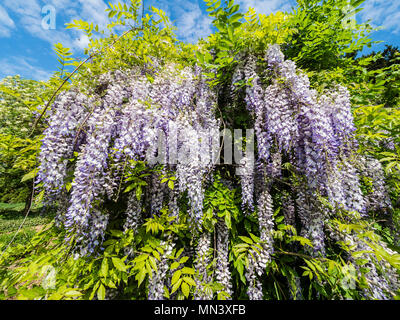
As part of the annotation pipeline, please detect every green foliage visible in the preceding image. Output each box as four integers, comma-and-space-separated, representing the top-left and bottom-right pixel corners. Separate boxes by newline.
0, 64, 71, 205
0, 124, 38, 199
0, 76, 46, 137
354, 105, 400, 231
0, 206, 48, 233
53, 43, 76, 80
363, 45, 400, 107
0, 208, 52, 252
66, 2, 196, 89
0, 207, 189, 300
0, 0, 400, 301
199, 0, 291, 86
284, 0, 373, 71
0, 135, 39, 203
203, 177, 240, 231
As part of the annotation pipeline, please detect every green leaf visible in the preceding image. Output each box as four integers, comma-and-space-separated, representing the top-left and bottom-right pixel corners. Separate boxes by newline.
110, 230, 124, 237
171, 270, 182, 285
21, 168, 37, 182
48, 292, 63, 300
227, 25, 234, 41
97, 284, 105, 300
225, 211, 232, 229
136, 269, 146, 287
196, 51, 205, 64
229, 13, 242, 24
112, 257, 127, 272
124, 184, 136, 193
65, 182, 72, 192
183, 276, 196, 287
171, 278, 182, 294
148, 256, 158, 272
100, 258, 109, 277
239, 236, 253, 244
181, 282, 190, 298
64, 290, 82, 298
152, 250, 161, 261
163, 285, 170, 299
176, 248, 184, 258
136, 186, 143, 200
89, 281, 100, 300
181, 267, 195, 275
179, 256, 189, 264
249, 233, 260, 243
234, 243, 250, 249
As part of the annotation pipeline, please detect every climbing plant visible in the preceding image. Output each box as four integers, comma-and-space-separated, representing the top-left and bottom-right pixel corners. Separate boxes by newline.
1, 0, 399, 301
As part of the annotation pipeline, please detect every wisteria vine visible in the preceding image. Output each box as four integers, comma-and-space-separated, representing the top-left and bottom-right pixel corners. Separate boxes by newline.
37, 44, 399, 300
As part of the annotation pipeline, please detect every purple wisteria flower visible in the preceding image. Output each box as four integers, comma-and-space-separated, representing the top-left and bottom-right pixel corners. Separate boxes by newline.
37, 90, 92, 198
215, 219, 232, 299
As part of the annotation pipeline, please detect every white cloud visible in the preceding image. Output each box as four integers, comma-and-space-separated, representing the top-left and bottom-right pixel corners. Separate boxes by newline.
358, 1, 400, 34
0, 0, 132, 80
147, 0, 212, 43
78, 0, 109, 29
382, 11, 400, 35
174, 2, 212, 43
73, 34, 90, 50
2, 0, 76, 48
3, 0, 42, 17
0, 56, 52, 81
0, 5, 15, 37
237, 0, 293, 14
63, 0, 110, 31
1, 0, 114, 52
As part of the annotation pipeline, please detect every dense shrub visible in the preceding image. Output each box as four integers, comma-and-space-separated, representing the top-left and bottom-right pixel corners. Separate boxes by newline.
0, 0, 399, 300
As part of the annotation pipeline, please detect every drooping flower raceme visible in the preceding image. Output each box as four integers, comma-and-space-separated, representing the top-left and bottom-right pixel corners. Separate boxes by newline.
64, 81, 126, 256
215, 219, 232, 299
359, 156, 392, 213
38, 64, 220, 256
194, 232, 213, 300
124, 192, 142, 233
37, 45, 400, 299
245, 187, 274, 300
38, 90, 92, 199
148, 241, 174, 300
256, 188, 274, 272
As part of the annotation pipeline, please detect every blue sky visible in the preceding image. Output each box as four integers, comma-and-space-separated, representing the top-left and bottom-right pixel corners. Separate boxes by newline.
0, 0, 399, 81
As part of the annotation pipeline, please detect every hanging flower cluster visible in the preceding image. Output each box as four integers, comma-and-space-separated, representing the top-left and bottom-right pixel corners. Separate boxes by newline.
148, 241, 174, 300
245, 187, 274, 300
38, 64, 219, 256
194, 232, 213, 300
328, 222, 400, 299
235, 44, 399, 297
215, 219, 233, 299
236, 45, 371, 253
123, 192, 142, 232
37, 89, 93, 199
359, 156, 393, 213
37, 43, 399, 300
